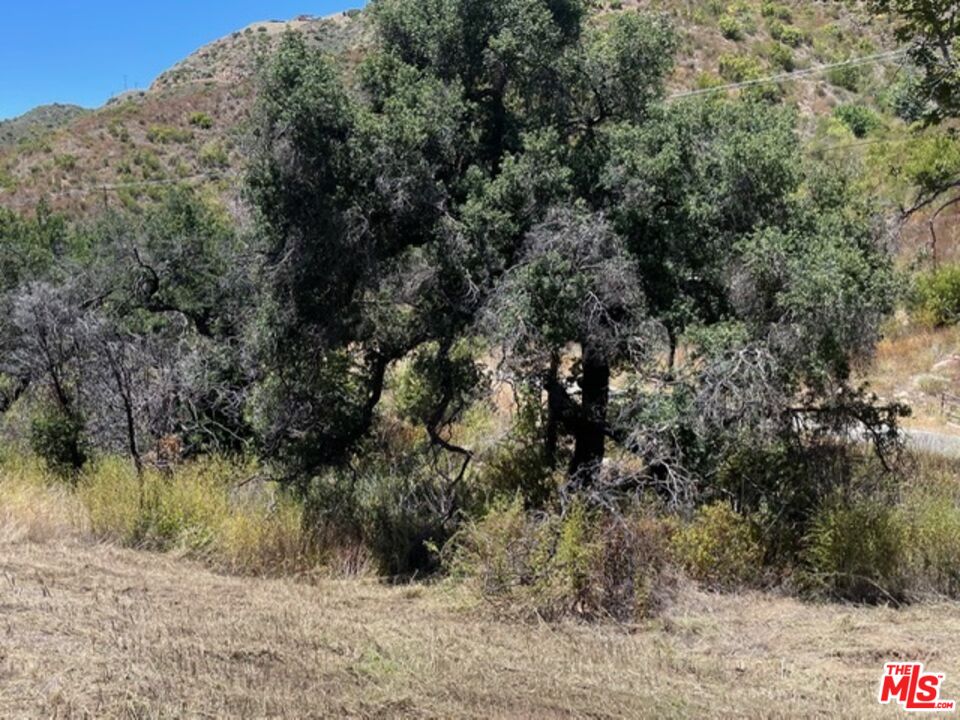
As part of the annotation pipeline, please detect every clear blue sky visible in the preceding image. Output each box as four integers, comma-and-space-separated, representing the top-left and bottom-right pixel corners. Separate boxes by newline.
0, 1, 364, 120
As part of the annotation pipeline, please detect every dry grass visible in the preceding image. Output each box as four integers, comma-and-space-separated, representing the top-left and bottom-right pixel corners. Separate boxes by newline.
863, 321, 960, 430
0, 539, 958, 718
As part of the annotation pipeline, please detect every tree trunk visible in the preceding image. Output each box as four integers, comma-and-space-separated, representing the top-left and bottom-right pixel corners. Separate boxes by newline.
570, 342, 610, 480
544, 352, 561, 469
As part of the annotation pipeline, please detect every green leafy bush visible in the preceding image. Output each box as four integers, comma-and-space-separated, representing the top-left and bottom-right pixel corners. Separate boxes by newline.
188, 112, 214, 129
30, 410, 87, 476
833, 104, 883, 138
827, 64, 864, 92
913, 264, 960, 326
718, 53, 763, 82
768, 21, 806, 47
719, 15, 744, 41
670, 503, 764, 589
767, 42, 795, 71
146, 125, 194, 145
761, 2, 792, 21
804, 496, 908, 602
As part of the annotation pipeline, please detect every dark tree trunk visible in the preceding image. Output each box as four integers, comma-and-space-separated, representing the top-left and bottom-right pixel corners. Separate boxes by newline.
543, 352, 561, 468
570, 342, 610, 480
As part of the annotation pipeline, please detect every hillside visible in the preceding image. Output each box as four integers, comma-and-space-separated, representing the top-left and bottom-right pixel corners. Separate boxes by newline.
0, 104, 89, 149
0, 1, 901, 216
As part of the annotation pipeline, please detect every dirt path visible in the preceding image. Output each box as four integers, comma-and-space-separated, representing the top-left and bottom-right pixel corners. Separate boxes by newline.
1, 540, 960, 718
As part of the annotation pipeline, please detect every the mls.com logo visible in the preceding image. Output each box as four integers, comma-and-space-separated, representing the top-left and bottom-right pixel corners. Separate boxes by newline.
879, 663, 956, 712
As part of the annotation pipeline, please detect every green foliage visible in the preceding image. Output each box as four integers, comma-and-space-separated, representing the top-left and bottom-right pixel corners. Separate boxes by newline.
832, 104, 883, 138
718, 14, 744, 41
718, 52, 763, 81
146, 124, 194, 145
768, 20, 806, 47
760, 2, 792, 22
78, 456, 314, 575
29, 409, 87, 476
913, 264, 960, 326
188, 112, 214, 129
804, 495, 908, 602
671, 503, 764, 589
902, 133, 960, 196
199, 141, 229, 168
826, 63, 864, 92
766, 41, 795, 71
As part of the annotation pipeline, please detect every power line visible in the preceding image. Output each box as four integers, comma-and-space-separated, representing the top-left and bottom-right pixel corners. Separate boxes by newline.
668, 48, 909, 100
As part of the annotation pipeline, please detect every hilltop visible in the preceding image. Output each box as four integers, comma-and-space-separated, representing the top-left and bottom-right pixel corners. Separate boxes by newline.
0, 1, 899, 216
0, 104, 88, 149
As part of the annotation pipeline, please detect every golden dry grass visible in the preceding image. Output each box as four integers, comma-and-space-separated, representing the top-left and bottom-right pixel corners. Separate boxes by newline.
0, 536, 957, 718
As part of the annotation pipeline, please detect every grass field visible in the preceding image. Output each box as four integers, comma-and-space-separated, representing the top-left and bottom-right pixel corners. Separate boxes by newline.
0, 536, 957, 719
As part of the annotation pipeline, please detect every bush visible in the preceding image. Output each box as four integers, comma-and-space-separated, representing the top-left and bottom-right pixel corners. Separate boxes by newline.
304, 452, 467, 578
761, 2, 791, 22
767, 42, 795, 71
833, 104, 883, 138
188, 112, 214, 129
913, 264, 960, 327
804, 496, 908, 603
827, 64, 863, 92
718, 53, 763, 82
30, 410, 87, 476
768, 21, 806, 47
670, 503, 764, 589
77, 456, 317, 575
146, 125, 193, 145
900, 467, 960, 597
447, 497, 677, 621
719, 15, 744, 41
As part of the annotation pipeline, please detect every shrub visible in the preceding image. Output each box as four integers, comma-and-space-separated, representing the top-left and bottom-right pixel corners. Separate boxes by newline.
827, 64, 863, 92
761, 2, 791, 21
305, 454, 466, 578
30, 410, 87, 476
188, 112, 214, 129
199, 141, 229, 169
718, 53, 763, 82
913, 264, 960, 327
804, 496, 908, 602
718, 15, 744, 41
77, 456, 317, 575
768, 21, 806, 47
899, 465, 960, 597
447, 497, 677, 621
767, 42, 795, 71
670, 503, 764, 589
146, 125, 193, 145
833, 104, 883, 138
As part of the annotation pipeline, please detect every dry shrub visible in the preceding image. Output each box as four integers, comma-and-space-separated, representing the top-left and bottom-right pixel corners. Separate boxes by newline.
803, 457, 960, 603
447, 496, 677, 622
77, 456, 320, 575
0, 456, 88, 543
670, 502, 765, 590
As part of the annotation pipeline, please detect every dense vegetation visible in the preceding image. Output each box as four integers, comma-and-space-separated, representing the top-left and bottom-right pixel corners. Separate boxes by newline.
1, 0, 959, 618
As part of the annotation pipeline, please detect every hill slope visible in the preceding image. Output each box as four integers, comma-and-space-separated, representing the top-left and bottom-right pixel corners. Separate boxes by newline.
0, 2, 900, 216
0, 104, 89, 149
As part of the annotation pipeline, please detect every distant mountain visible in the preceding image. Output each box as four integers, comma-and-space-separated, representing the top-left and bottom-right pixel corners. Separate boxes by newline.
0, 2, 898, 216
0, 104, 89, 148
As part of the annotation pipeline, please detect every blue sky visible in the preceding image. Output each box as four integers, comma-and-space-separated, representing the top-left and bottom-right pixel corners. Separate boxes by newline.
0, 1, 364, 120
